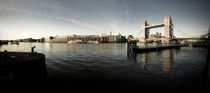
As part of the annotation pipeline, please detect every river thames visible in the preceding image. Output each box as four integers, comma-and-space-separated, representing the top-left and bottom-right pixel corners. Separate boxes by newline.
0, 43, 209, 89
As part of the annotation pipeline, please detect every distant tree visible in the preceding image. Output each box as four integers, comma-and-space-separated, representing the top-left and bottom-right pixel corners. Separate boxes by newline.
50, 36, 54, 40
127, 35, 134, 40
40, 37, 45, 42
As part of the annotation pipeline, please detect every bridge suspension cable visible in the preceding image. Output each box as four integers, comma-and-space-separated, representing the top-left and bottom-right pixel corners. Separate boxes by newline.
136, 24, 200, 39
137, 30, 142, 39
174, 29, 191, 38
173, 25, 198, 38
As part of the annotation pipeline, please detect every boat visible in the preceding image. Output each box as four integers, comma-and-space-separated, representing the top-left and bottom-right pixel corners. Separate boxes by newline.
67, 41, 77, 44
87, 41, 99, 44
68, 40, 87, 44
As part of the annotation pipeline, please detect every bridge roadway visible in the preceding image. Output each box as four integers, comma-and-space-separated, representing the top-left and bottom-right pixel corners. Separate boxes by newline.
145, 23, 164, 29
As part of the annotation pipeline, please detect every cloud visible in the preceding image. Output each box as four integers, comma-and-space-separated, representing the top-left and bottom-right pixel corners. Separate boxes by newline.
6, 8, 105, 32
56, 16, 104, 31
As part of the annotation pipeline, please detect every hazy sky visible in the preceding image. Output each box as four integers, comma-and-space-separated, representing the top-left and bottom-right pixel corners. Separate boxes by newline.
0, 0, 209, 40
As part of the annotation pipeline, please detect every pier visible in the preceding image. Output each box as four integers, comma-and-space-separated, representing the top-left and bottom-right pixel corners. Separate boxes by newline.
135, 44, 182, 53
128, 40, 183, 53
128, 38, 210, 53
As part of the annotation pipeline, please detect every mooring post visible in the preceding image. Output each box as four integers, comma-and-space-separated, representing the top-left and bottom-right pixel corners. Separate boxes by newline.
31, 46, 36, 55
4, 50, 8, 62
127, 42, 131, 57
127, 42, 129, 53
133, 42, 137, 53
134, 42, 137, 56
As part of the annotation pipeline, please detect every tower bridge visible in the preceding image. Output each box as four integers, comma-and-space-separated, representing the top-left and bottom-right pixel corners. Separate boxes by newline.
127, 14, 210, 53
139, 14, 175, 43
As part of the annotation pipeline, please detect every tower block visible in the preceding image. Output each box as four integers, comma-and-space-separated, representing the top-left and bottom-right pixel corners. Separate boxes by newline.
163, 14, 174, 43
164, 14, 174, 39
140, 21, 150, 42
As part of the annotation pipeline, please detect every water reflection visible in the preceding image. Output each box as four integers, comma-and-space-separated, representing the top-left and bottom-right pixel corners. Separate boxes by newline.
141, 53, 151, 71
128, 49, 178, 73
162, 49, 174, 72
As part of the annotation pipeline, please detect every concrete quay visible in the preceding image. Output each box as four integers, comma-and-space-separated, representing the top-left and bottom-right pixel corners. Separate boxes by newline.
0, 51, 47, 87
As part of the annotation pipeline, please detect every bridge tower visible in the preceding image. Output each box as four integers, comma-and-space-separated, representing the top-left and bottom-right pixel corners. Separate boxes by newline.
142, 21, 150, 39
164, 14, 174, 39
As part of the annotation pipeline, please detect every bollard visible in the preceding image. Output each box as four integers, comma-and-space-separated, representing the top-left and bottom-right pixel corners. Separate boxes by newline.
4, 50, 7, 52
4, 50, 8, 63
31, 46, 36, 55
31, 47, 34, 54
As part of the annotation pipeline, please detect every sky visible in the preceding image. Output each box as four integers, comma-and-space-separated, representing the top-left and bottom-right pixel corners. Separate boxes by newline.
0, 0, 209, 40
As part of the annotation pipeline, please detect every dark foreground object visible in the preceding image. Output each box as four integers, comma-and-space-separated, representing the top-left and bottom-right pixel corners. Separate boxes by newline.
0, 52, 47, 88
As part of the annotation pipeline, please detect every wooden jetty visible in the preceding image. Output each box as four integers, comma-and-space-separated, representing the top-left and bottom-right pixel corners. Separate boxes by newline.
127, 39, 138, 53
190, 42, 210, 48
127, 39, 209, 53
135, 45, 182, 53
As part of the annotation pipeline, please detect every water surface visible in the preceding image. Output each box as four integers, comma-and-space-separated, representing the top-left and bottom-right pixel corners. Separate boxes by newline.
0, 43, 208, 89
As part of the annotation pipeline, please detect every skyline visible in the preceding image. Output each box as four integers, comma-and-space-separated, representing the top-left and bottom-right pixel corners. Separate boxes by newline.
0, 0, 209, 40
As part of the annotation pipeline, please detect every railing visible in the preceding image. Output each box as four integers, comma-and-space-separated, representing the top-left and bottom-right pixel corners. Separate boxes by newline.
137, 43, 180, 48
